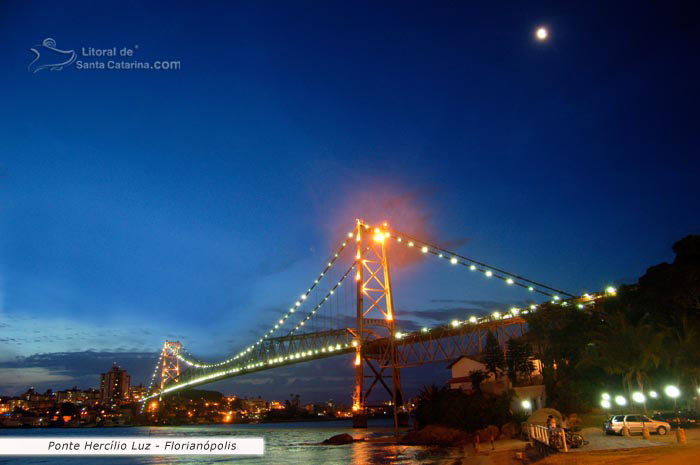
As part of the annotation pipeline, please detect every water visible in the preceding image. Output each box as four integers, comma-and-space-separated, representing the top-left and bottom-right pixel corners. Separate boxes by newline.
0, 420, 465, 464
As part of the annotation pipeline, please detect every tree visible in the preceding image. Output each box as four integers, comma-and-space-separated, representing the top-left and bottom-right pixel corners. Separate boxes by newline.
484, 331, 504, 378
468, 369, 488, 393
589, 310, 663, 410
506, 338, 535, 385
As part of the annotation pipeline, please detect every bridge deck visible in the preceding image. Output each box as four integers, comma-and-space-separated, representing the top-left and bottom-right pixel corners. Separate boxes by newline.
152, 316, 526, 399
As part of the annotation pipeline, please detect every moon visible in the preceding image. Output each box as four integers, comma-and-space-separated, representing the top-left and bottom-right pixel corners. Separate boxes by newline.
536, 27, 548, 40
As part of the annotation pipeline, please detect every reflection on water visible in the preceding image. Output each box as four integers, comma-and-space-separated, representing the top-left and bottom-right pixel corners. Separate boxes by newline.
0, 420, 468, 465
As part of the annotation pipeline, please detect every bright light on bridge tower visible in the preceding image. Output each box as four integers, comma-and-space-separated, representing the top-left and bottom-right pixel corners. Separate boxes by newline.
351, 219, 404, 429
160, 340, 182, 390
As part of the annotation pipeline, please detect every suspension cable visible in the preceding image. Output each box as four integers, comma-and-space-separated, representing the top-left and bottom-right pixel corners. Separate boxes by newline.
385, 227, 575, 298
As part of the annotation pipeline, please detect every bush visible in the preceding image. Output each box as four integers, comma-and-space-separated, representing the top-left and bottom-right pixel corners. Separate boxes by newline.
413, 384, 514, 431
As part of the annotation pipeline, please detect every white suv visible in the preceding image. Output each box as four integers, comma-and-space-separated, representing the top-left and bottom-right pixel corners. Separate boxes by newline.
604, 414, 670, 435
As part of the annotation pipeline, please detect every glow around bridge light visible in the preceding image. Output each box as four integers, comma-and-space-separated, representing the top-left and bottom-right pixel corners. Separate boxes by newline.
469, 316, 477, 323
485, 270, 493, 277
450, 257, 458, 265
506, 278, 514, 285
451, 319, 460, 328
421, 246, 428, 253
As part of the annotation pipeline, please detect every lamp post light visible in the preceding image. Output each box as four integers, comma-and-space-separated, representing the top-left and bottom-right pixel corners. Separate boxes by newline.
614, 395, 627, 407
665, 385, 680, 409
601, 399, 611, 410
521, 399, 532, 416
632, 392, 647, 412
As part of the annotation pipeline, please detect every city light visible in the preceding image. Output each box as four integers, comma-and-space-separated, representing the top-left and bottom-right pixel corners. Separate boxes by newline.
601, 399, 611, 409
614, 395, 627, 406
605, 286, 617, 295
521, 399, 532, 410
536, 27, 548, 40
601, 393, 611, 401
649, 390, 658, 398
451, 319, 460, 327
632, 392, 646, 403
665, 385, 680, 398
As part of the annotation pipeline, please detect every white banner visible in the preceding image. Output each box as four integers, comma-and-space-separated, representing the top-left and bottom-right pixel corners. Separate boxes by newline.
0, 437, 264, 456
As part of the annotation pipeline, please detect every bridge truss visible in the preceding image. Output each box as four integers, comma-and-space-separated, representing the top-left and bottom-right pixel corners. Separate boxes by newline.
142, 219, 595, 428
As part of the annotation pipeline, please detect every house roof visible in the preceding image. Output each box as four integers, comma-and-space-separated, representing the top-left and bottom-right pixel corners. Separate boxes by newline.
447, 355, 483, 369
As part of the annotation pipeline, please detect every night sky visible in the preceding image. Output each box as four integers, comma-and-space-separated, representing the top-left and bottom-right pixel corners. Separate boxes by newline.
0, 1, 698, 403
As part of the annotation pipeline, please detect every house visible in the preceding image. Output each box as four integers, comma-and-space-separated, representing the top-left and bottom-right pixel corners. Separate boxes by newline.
447, 355, 547, 410
446, 356, 498, 392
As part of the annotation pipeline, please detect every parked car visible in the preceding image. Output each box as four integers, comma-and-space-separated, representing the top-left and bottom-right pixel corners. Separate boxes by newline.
652, 411, 698, 428
603, 414, 670, 436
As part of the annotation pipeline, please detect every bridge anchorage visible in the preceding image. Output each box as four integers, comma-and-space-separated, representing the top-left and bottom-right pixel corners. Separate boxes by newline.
142, 219, 600, 428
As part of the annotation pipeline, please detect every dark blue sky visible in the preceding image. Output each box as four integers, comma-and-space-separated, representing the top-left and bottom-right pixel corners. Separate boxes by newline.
0, 1, 698, 402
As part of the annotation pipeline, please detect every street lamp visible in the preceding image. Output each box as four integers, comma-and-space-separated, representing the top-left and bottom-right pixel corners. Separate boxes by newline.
632, 392, 646, 404
602, 393, 611, 401
601, 399, 611, 410
649, 390, 658, 399
614, 395, 627, 406
521, 399, 532, 411
665, 385, 680, 408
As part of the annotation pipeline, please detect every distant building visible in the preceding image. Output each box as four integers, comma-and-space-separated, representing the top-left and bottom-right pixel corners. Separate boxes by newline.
100, 364, 130, 404
129, 384, 147, 402
8, 399, 29, 411
56, 387, 101, 405
268, 400, 284, 411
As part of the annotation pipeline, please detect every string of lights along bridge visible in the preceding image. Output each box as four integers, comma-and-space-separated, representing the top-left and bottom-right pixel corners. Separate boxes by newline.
142, 220, 615, 425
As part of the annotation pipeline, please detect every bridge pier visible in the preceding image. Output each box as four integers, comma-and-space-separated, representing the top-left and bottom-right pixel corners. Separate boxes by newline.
352, 413, 368, 428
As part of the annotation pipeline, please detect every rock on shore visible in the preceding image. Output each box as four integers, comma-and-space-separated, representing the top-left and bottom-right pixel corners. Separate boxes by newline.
399, 425, 471, 446
322, 433, 356, 445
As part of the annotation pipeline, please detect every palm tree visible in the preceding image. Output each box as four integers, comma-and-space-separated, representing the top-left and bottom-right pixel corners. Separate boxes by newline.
591, 311, 664, 411
665, 314, 700, 409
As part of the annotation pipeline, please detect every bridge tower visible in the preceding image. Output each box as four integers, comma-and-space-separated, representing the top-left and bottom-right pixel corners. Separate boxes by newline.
352, 220, 404, 428
160, 340, 182, 391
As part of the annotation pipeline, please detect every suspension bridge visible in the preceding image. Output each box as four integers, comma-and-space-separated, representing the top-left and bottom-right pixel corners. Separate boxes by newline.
141, 220, 604, 427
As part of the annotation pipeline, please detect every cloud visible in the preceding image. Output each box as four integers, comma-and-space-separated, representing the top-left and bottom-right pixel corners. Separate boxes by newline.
0, 367, 73, 391
0, 351, 158, 395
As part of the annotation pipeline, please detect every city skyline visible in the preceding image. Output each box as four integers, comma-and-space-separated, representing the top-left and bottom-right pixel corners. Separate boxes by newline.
1, 1, 698, 402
